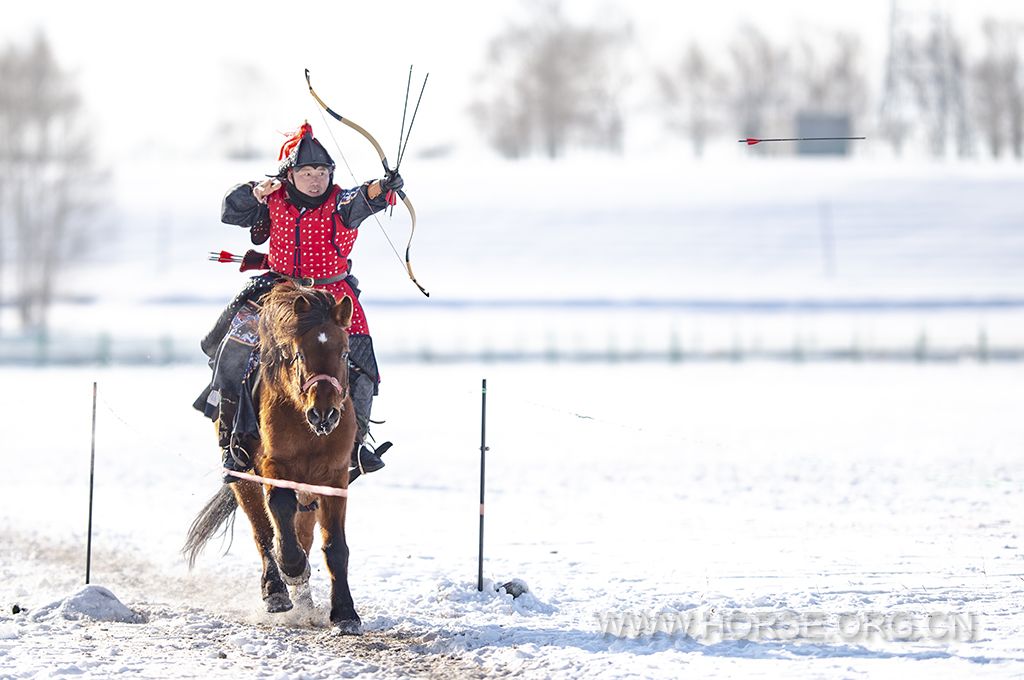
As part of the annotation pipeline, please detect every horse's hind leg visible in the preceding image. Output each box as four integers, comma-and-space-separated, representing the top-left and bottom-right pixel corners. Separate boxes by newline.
267, 487, 310, 584
319, 495, 360, 634
233, 480, 292, 613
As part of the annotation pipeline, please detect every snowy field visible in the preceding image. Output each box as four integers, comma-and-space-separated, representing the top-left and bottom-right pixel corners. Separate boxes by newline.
2, 125, 1023, 679
1, 361, 1022, 678
3, 156, 1023, 367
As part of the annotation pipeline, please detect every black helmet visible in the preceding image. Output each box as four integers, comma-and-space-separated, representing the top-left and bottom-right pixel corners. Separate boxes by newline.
292, 135, 335, 169
277, 122, 335, 174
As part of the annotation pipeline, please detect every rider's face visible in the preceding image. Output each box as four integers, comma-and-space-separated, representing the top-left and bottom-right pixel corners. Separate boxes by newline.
289, 165, 330, 197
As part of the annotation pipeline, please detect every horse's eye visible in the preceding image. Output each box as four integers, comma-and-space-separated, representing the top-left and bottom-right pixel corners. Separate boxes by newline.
295, 351, 305, 363
341, 351, 350, 361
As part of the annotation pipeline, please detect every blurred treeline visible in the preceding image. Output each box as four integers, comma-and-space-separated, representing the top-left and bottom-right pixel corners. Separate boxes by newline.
3, 2, 1024, 332
470, 0, 1024, 160
0, 33, 104, 332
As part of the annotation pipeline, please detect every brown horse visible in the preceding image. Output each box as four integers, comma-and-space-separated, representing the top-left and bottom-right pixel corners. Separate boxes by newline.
184, 283, 362, 634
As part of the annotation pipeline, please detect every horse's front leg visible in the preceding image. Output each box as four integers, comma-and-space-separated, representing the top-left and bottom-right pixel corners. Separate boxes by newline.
233, 480, 292, 613
266, 487, 309, 584
319, 495, 360, 634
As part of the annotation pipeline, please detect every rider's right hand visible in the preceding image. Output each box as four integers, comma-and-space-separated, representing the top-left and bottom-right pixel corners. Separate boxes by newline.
253, 178, 282, 204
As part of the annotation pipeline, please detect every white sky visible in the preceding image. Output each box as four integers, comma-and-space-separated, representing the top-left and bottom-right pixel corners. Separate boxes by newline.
3, 0, 1024, 164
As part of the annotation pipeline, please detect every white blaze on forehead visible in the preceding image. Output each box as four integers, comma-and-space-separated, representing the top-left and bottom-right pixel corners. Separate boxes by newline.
317, 332, 328, 344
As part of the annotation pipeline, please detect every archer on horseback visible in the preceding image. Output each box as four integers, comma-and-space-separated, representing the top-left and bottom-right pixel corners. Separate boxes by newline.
194, 122, 403, 481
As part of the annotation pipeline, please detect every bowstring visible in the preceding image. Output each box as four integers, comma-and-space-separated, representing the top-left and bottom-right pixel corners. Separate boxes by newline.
313, 105, 407, 271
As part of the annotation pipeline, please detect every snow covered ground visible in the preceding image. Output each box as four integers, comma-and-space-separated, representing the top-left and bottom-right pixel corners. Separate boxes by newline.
1, 361, 1022, 678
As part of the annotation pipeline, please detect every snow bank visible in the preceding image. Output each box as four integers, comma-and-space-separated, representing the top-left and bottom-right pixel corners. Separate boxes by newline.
30, 585, 145, 624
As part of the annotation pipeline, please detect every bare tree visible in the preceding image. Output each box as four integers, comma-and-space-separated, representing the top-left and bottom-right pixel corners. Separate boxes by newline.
728, 24, 792, 153
1010, 65, 1024, 160
0, 33, 103, 331
879, 0, 917, 155
795, 31, 868, 123
470, 0, 631, 159
972, 20, 1024, 159
973, 53, 1009, 158
903, 11, 971, 158
657, 43, 725, 157
947, 27, 973, 157
992, 20, 1024, 159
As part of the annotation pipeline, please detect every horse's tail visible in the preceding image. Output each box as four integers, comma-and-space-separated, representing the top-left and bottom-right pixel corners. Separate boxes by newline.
182, 485, 238, 569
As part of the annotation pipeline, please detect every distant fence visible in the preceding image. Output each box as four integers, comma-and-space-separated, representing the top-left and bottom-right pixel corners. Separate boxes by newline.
0, 332, 195, 366
0, 331, 1021, 366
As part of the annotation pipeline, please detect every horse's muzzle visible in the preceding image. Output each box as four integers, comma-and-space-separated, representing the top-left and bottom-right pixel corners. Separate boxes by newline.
306, 407, 341, 436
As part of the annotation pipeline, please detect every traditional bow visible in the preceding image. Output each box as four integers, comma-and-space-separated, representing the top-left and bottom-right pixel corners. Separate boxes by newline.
305, 68, 429, 297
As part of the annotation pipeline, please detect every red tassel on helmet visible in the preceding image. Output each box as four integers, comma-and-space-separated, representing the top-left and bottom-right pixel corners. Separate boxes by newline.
278, 122, 314, 162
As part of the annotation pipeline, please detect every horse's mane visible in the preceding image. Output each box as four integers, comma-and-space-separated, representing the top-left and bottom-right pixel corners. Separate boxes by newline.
259, 283, 337, 372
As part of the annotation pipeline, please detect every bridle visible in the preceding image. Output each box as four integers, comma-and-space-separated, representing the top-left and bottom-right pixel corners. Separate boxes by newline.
301, 373, 348, 401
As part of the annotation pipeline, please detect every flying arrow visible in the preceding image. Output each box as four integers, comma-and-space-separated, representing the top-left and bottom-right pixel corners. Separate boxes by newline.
740, 137, 866, 145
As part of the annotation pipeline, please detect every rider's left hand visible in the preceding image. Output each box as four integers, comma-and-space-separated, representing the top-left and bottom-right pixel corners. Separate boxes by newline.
381, 171, 404, 193
380, 171, 403, 206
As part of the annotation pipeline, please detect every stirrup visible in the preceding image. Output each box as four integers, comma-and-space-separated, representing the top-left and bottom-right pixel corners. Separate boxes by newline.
351, 441, 389, 475
222, 439, 253, 483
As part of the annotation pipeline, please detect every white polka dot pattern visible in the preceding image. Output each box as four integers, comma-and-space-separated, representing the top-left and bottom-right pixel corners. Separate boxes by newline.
266, 186, 369, 335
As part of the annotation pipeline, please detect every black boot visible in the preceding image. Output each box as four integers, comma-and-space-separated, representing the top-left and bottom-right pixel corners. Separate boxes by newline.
351, 440, 389, 475
346, 334, 390, 477
219, 397, 254, 483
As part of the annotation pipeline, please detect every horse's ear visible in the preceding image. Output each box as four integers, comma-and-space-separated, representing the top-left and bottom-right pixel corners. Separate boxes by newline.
293, 295, 311, 316
332, 295, 353, 329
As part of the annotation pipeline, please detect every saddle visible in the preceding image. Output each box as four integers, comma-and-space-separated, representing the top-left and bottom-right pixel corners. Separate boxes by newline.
200, 274, 279, 358
193, 299, 263, 446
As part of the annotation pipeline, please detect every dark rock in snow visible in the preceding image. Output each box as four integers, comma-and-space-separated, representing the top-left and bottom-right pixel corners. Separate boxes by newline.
499, 579, 529, 599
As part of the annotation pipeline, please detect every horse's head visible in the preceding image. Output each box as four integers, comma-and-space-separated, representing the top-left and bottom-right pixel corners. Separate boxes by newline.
260, 285, 354, 437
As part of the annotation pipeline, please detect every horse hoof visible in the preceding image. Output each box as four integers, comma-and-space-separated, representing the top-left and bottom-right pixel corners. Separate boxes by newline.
291, 583, 315, 610
332, 618, 362, 635
280, 560, 310, 586
264, 592, 293, 614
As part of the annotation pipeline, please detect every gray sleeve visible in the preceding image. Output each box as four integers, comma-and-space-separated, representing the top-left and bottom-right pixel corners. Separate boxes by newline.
335, 181, 389, 230
222, 182, 269, 228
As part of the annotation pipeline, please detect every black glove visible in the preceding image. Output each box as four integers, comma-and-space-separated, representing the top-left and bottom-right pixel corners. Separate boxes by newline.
380, 171, 404, 193
250, 217, 270, 245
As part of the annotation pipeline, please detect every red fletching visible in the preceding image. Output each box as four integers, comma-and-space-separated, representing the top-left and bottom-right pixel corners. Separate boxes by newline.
208, 250, 244, 264
278, 122, 314, 162
745, 138, 760, 145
